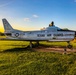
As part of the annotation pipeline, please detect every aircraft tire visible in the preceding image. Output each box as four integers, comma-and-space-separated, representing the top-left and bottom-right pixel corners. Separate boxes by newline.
67, 45, 73, 49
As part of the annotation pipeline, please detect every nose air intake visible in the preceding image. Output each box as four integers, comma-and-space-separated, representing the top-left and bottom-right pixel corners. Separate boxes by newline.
75, 32, 76, 37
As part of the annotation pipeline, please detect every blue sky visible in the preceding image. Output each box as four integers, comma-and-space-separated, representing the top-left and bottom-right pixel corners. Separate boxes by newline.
0, 0, 76, 32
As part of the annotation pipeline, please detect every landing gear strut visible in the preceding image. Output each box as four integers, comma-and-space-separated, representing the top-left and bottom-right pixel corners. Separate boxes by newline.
36, 41, 39, 46
29, 41, 39, 48
30, 41, 32, 48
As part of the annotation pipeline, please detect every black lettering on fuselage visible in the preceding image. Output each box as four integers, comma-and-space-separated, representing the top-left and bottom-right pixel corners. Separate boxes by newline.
54, 34, 63, 36
37, 34, 45, 37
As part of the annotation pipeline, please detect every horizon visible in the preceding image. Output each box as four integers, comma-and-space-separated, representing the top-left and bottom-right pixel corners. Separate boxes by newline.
0, 0, 76, 32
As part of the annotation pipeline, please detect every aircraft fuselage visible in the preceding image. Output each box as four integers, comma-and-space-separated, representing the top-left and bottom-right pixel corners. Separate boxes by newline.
5, 30, 75, 42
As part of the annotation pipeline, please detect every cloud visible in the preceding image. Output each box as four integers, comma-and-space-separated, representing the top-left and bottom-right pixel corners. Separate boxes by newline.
74, 0, 76, 2
0, 3, 9, 8
33, 15, 39, 18
0, 0, 14, 8
24, 18, 30, 22
24, 14, 39, 22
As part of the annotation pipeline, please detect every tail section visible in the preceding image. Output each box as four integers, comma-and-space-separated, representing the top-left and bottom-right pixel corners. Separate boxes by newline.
2, 18, 14, 32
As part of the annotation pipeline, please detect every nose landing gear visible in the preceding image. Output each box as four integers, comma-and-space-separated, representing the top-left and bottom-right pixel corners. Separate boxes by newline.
67, 45, 73, 49
63, 41, 73, 54
67, 41, 73, 49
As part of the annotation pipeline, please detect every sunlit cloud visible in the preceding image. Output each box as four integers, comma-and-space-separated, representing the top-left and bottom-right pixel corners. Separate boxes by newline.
24, 18, 31, 22
33, 15, 39, 18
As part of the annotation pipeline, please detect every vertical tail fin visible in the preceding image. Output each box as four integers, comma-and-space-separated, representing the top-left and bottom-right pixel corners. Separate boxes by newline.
2, 18, 14, 32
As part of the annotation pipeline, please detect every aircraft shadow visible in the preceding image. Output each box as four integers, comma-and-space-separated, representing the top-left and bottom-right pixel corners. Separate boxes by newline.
0, 44, 66, 53
2, 43, 51, 53
1, 45, 37, 53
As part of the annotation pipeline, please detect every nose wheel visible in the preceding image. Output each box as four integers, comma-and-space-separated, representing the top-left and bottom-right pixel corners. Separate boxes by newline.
63, 42, 73, 54
67, 45, 73, 49
67, 41, 73, 49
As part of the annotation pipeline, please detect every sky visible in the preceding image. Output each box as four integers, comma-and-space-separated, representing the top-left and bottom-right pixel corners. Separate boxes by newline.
0, 0, 76, 32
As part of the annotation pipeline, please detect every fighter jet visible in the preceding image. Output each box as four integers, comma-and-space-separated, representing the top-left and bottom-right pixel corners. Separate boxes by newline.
2, 18, 76, 48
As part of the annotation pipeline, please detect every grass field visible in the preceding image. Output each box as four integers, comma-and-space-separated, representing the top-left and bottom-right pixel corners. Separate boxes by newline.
0, 40, 76, 75
0, 41, 76, 51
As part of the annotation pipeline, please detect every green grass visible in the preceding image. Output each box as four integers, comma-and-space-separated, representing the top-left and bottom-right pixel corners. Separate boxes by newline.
0, 51, 76, 75
0, 40, 76, 75
0, 41, 29, 51
0, 41, 76, 52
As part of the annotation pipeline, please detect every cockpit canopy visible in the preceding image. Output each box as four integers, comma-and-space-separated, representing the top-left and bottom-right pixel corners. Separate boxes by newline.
45, 21, 62, 31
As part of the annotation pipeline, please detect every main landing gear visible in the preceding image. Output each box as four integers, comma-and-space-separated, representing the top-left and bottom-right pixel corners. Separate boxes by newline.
29, 41, 32, 48
29, 41, 39, 48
